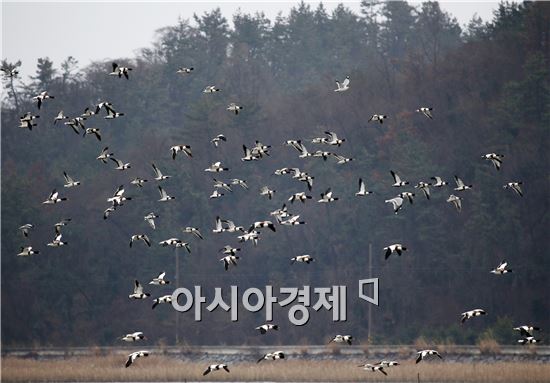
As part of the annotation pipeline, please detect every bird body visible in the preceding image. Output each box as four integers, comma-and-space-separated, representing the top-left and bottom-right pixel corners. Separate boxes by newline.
330, 334, 353, 345
384, 244, 407, 260
334, 76, 350, 92
461, 309, 486, 323
416, 349, 442, 363
129, 280, 150, 299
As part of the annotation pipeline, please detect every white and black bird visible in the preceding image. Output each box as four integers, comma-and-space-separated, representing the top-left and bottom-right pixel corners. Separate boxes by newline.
482, 153, 504, 171
220, 255, 239, 271
257, 351, 285, 363
203, 85, 221, 93
159, 238, 190, 253
158, 186, 175, 202
80, 107, 96, 118
129, 234, 151, 248
431, 176, 448, 187
129, 280, 150, 299
110, 62, 132, 79
203, 364, 229, 376
125, 351, 148, 368
260, 186, 276, 200
461, 309, 487, 323
390, 170, 409, 187
149, 271, 169, 285
238, 229, 260, 246
183, 227, 204, 240
291, 255, 315, 264
54, 218, 71, 234
227, 103, 243, 115
144, 212, 158, 229
255, 324, 278, 334
312, 150, 333, 161
96, 147, 114, 163
378, 361, 400, 367
83, 127, 101, 141
103, 207, 115, 220
454, 176, 472, 191
47, 233, 68, 247
415, 182, 431, 200
416, 107, 433, 119
318, 188, 338, 203
212, 216, 225, 234
278, 215, 306, 226
43, 189, 67, 205
17, 246, 39, 257
211, 134, 227, 147
53, 110, 68, 124
360, 364, 387, 376
111, 157, 131, 170
251, 220, 276, 232
32, 91, 54, 109
447, 194, 462, 212
152, 163, 171, 181
210, 190, 224, 199
491, 261, 512, 275
399, 191, 415, 204
171, 145, 192, 159
213, 179, 233, 192
18, 224, 34, 237
95, 101, 115, 115
289, 192, 312, 204
63, 171, 80, 188
222, 219, 244, 233
356, 178, 373, 196
121, 332, 146, 342
518, 337, 540, 345
330, 335, 353, 345
104, 108, 124, 119
205, 161, 229, 173
331, 153, 353, 164
385, 196, 404, 214
367, 114, 388, 124
241, 145, 258, 161
384, 244, 407, 260
152, 295, 172, 309
230, 178, 248, 189
131, 177, 148, 187
176, 67, 193, 74
503, 182, 523, 197
220, 245, 240, 256
416, 350, 442, 363
514, 326, 541, 337
107, 185, 130, 207
323, 131, 345, 146
334, 75, 350, 92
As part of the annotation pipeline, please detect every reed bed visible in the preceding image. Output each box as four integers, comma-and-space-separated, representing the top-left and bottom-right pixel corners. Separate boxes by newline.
2, 356, 549, 382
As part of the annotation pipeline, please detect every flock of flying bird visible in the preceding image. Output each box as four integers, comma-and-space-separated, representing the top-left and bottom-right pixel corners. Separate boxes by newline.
5, 59, 540, 376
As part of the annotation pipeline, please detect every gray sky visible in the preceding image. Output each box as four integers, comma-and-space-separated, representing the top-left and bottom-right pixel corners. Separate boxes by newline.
2, 1, 500, 80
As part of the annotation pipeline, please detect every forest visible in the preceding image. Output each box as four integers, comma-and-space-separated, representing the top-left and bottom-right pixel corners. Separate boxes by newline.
1, 1, 549, 348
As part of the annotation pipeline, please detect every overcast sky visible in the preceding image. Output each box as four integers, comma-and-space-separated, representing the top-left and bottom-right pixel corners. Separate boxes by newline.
2, 1, 501, 80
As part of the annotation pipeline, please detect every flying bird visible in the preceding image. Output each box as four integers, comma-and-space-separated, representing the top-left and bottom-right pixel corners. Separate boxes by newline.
152, 163, 171, 181
390, 170, 409, 187
334, 76, 350, 92
416, 350, 442, 363
43, 189, 67, 205
171, 145, 192, 159
447, 194, 462, 212
110, 62, 132, 79
482, 153, 504, 171
129, 234, 151, 248
152, 295, 172, 309
454, 176, 472, 191
503, 182, 523, 197
318, 188, 338, 203
125, 351, 149, 368
491, 261, 512, 275
18, 224, 34, 237
431, 176, 448, 187
149, 271, 169, 285
158, 186, 175, 202
416, 107, 433, 119
255, 324, 279, 334
257, 351, 285, 363
129, 280, 150, 299
355, 178, 373, 196
330, 335, 353, 345
227, 103, 243, 115
291, 255, 315, 264
385, 196, 404, 214
384, 244, 407, 260
110, 157, 131, 170
367, 114, 387, 124
17, 246, 39, 257
63, 172, 80, 188
96, 147, 114, 163
32, 91, 54, 109
461, 309, 486, 323
121, 332, 146, 342
203, 364, 229, 376
211, 134, 227, 147
144, 212, 158, 229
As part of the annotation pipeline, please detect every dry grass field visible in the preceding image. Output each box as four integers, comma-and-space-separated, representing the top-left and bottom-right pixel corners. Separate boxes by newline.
2, 356, 550, 382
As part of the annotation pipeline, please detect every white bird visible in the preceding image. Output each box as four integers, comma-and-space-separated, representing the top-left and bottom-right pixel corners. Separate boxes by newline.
54, 218, 71, 234
144, 212, 158, 229
176, 67, 193, 74
331, 153, 353, 164
111, 157, 131, 170
360, 364, 387, 376
63, 171, 80, 188
227, 103, 243, 115
431, 176, 448, 187
385, 196, 404, 214
203, 85, 221, 93
482, 153, 504, 171
32, 91, 54, 109
149, 271, 169, 285
415, 182, 431, 199
260, 186, 276, 200
213, 179, 233, 192
399, 191, 415, 204
221, 219, 244, 233
211, 134, 227, 147
110, 62, 132, 79
313, 150, 333, 161
330, 335, 353, 345
220, 255, 239, 271
81, 107, 96, 118
518, 337, 540, 345
291, 255, 315, 264
491, 261, 512, 275
416, 107, 433, 119
96, 147, 114, 163
238, 229, 260, 246
416, 349, 442, 363
158, 186, 175, 202
318, 188, 338, 203
334, 76, 350, 92
278, 215, 306, 226
367, 114, 388, 124
129, 280, 150, 299
257, 351, 285, 363
152, 295, 172, 309
378, 361, 400, 367
205, 161, 229, 173
203, 364, 229, 376
129, 234, 151, 248
95, 101, 115, 115
390, 170, 409, 187
104, 108, 124, 119
103, 207, 115, 220
18, 224, 34, 237
503, 182, 523, 197
183, 227, 204, 239
447, 194, 462, 212
213, 216, 225, 233
270, 204, 290, 220
241, 145, 258, 161
152, 163, 171, 181
355, 178, 373, 196
384, 244, 407, 260
17, 246, 39, 257
132, 177, 148, 187
159, 238, 190, 253
454, 176, 472, 191
121, 332, 146, 342
53, 110, 68, 124
125, 351, 148, 368
461, 309, 486, 323
514, 326, 541, 337
289, 192, 312, 204
251, 220, 276, 232
47, 233, 68, 247
220, 245, 241, 256
323, 131, 345, 146
43, 189, 67, 205
210, 190, 224, 199
230, 178, 248, 189
64, 117, 86, 134
171, 145, 192, 159
255, 324, 278, 334
107, 185, 130, 207
83, 128, 101, 141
